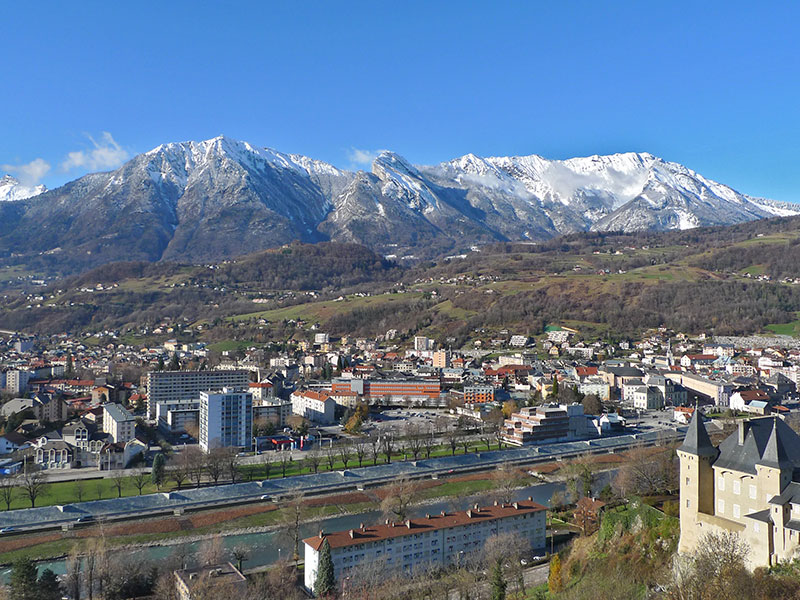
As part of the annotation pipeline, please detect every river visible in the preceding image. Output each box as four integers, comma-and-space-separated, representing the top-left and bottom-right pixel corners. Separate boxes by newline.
6, 472, 614, 579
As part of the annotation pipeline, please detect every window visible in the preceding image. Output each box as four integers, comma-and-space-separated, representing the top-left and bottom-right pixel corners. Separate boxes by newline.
685, 477, 690, 486
733, 504, 741, 518
718, 499, 725, 514
749, 485, 757, 500
718, 476, 725, 491
754, 522, 760, 533
686, 499, 691, 508
733, 481, 741, 495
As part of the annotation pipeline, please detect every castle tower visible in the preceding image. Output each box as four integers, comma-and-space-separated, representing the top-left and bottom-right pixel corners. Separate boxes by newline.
677, 409, 718, 554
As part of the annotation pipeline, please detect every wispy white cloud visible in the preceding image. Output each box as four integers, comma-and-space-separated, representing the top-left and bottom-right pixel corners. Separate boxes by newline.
1, 157, 51, 187
60, 132, 130, 172
346, 147, 382, 168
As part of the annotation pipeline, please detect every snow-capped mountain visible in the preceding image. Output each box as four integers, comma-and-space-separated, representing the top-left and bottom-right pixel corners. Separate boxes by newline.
0, 136, 796, 271
0, 175, 46, 202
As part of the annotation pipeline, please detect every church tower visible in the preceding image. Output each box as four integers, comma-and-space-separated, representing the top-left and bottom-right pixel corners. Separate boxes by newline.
677, 410, 718, 554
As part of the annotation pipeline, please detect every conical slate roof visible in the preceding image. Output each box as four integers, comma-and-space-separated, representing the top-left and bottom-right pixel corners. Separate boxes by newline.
678, 410, 718, 458
758, 418, 795, 470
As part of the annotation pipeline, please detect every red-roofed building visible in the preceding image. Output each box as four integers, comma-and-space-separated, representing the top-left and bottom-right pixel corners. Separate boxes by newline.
303, 499, 546, 591
290, 389, 336, 424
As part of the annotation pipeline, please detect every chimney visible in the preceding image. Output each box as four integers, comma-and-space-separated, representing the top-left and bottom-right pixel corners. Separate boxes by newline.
359, 522, 364, 530
441, 510, 446, 516
738, 420, 748, 446
494, 500, 498, 506
528, 496, 533, 501
319, 529, 324, 538
406, 520, 412, 529
513, 502, 519, 509
466, 509, 472, 518
425, 513, 430, 519
473, 503, 479, 510
385, 519, 390, 525
349, 530, 354, 538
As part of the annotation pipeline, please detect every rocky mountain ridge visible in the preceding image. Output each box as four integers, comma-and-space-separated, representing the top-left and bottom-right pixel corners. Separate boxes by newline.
0, 136, 795, 272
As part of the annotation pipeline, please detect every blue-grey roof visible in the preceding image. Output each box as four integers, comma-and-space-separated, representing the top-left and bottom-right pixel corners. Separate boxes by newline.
677, 410, 717, 458
714, 417, 800, 475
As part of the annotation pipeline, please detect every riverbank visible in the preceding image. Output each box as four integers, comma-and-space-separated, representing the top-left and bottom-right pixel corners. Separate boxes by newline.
0, 450, 627, 566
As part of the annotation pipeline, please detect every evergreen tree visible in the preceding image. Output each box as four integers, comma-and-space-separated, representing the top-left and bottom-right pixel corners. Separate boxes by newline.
551, 374, 559, 398
490, 561, 506, 600
10, 557, 39, 600
37, 568, 62, 600
168, 352, 180, 371
65, 354, 75, 378
157, 355, 165, 371
314, 538, 335, 597
151, 453, 166, 489
548, 553, 563, 594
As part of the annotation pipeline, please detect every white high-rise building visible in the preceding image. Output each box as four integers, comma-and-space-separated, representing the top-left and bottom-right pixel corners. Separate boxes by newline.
199, 388, 253, 452
146, 369, 250, 419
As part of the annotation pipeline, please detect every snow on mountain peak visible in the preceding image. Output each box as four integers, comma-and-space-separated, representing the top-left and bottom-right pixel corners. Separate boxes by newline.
0, 174, 47, 202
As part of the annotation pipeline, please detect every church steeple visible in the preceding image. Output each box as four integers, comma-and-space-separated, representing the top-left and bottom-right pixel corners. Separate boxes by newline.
678, 409, 718, 459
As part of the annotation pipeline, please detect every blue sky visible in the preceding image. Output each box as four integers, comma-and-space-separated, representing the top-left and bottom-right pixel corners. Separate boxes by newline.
1, 1, 798, 202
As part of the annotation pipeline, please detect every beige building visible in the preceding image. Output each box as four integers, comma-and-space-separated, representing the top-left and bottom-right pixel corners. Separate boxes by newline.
678, 412, 800, 568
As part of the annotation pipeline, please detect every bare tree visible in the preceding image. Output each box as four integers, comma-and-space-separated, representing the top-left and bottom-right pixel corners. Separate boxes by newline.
305, 446, 322, 473
0, 475, 17, 510
131, 468, 148, 495
421, 431, 435, 458
231, 545, 249, 571
225, 448, 240, 484
279, 449, 292, 477
65, 546, 82, 600
279, 490, 305, 565
483, 531, 530, 598
368, 435, 381, 466
205, 448, 226, 485
615, 444, 676, 498
324, 442, 337, 471
169, 452, 190, 490
405, 424, 424, 461
338, 441, 352, 469
381, 434, 394, 464
20, 470, 47, 508
111, 472, 125, 498
380, 477, 419, 522
198, 534, 225, 566
185, 446, 206, 487
74, 478, 86, 503
260, 450, 273, 480
492, 463, 520, 504
446, 426, 460, 456
353, 438, 368, 467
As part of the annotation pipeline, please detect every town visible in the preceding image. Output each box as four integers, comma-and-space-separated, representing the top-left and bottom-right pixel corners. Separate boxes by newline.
1, 322, 800, 598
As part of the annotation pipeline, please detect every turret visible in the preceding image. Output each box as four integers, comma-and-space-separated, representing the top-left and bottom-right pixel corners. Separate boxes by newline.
677, 410, 718, 554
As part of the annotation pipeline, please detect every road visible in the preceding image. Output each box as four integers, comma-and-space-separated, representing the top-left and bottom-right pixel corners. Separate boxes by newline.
1, 427, 684, 532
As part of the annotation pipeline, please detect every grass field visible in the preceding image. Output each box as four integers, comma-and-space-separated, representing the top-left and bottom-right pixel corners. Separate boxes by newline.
766, 312, 800, 336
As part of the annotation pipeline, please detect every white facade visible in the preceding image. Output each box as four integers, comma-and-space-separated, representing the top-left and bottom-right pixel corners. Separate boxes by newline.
291, 390, 335, 425
199, 389, 253, 451
146, 369, 250, 419
102, 403, 136, 443
303, 501, 546, 592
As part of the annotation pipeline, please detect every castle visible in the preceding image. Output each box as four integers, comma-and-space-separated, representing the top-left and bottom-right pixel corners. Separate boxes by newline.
678, 411, 800, 567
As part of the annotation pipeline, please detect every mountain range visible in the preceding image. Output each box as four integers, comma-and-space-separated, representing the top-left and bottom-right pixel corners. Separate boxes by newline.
0, 136, 796, 272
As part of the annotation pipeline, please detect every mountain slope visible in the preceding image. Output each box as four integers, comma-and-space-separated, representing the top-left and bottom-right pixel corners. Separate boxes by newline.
0, 137, 796, 274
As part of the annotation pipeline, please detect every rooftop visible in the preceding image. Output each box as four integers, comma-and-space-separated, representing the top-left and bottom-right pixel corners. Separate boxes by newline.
304, 499, 546, 551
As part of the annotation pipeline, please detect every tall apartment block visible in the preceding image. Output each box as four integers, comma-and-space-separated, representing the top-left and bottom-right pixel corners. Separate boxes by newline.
146, 370, 250, 419
199, 388, 252, 451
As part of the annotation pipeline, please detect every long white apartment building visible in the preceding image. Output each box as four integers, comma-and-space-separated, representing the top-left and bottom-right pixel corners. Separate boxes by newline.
199, 388, 252, 451
146, 369, 250, 419
303, 499, 546, 593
